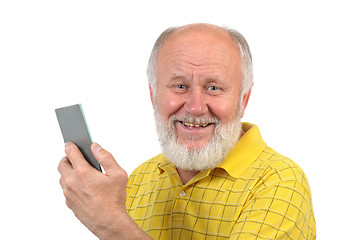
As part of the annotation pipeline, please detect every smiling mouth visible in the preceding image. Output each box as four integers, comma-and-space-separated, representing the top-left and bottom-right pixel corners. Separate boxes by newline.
179, 121, 213, 128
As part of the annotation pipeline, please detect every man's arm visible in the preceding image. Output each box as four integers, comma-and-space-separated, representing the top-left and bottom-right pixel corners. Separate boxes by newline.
58, 142, 151, 240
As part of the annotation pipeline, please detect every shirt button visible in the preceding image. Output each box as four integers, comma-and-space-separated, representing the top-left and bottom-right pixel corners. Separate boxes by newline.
179, 191, 186, 197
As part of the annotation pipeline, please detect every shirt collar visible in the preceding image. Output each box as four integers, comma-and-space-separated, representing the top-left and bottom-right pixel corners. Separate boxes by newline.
217, 123, 267, 178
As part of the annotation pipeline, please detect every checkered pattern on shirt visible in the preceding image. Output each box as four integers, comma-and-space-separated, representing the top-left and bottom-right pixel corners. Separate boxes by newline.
126, 148, 316, 239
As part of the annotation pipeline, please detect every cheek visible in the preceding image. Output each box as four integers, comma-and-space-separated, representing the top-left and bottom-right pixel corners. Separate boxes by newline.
208, 96, 240, 122
156, 92, 185, 120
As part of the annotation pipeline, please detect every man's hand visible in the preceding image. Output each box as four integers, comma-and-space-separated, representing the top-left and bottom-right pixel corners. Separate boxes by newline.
58, 142, 151, 240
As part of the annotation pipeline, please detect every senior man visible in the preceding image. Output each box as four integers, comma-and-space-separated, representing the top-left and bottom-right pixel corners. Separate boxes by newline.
58, 23, 316, 239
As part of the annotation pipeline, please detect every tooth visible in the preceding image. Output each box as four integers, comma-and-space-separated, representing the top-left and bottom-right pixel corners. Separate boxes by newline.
185, 122, 193, 127
183, 121, 211, 127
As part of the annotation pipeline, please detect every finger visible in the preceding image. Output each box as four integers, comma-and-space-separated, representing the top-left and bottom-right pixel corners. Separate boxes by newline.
64, 142, 93, 170
58, 156, 73, 177
59, 175, 66, 190
91, 143, 124, 176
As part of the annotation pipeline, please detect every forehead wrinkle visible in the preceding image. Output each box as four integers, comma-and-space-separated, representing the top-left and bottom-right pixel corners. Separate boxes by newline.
162, 56, 234, 75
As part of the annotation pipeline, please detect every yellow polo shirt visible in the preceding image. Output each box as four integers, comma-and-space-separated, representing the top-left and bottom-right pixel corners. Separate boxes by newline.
126, 123, 316, 239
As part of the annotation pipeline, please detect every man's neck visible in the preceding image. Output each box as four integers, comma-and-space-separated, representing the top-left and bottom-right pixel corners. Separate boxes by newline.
177, 168, 200, 185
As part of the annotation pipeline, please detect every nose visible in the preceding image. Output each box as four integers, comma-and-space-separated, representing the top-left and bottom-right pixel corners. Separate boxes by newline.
184, 87, 208, 116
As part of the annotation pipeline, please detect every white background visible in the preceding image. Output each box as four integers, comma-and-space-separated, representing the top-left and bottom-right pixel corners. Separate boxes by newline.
1, 1, 360, 239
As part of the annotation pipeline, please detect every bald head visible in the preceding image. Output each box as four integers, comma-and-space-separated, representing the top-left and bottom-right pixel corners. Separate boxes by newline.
166, 23, 235, 40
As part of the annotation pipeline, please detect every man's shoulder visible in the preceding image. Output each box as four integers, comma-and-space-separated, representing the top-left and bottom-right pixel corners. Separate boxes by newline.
255, 146, 311, 191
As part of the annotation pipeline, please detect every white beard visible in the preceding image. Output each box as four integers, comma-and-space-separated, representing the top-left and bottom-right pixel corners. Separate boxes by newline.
154, 108, 243, 172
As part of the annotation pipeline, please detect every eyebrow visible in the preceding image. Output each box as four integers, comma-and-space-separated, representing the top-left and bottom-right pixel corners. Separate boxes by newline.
170, 73, 186, 80
204, 75, 221, 81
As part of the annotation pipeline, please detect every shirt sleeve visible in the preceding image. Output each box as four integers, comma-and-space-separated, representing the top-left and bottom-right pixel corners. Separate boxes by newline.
230, 181, 316, 239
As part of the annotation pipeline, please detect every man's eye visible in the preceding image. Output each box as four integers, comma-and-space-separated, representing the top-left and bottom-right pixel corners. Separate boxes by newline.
177, 84, 186, 89
209, 86, 218, 91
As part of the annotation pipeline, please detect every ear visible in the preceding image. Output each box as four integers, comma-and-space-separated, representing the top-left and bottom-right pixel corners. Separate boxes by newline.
240, 84, 253, 118
149, 84, 155, 109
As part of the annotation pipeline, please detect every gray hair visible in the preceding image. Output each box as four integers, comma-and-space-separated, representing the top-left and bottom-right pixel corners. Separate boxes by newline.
146, 25, 253, 97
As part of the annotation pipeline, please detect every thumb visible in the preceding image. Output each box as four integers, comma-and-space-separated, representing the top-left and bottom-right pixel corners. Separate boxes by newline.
91, 142, 122, 175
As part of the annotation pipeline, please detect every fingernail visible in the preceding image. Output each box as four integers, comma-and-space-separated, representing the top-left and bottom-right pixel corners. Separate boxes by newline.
94, 143, 103, 152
